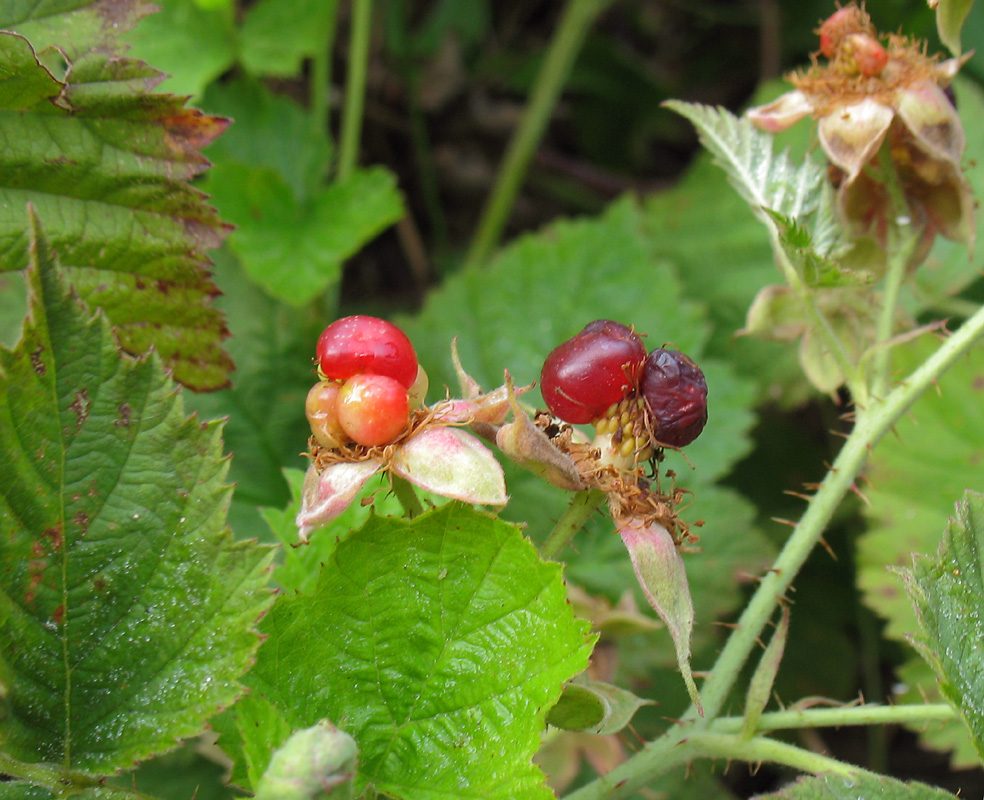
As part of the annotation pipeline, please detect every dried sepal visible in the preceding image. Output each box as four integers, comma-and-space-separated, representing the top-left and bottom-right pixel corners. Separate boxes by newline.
615, 509, 701, 714
494, 375, 586, 491
296, 460, 382, 541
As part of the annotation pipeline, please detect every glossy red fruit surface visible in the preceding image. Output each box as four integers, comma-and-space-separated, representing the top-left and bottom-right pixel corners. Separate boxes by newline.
336, 373, 410, 447
540, 320, 646, 424
639, 348, 708, 448
316, 316, 418, 389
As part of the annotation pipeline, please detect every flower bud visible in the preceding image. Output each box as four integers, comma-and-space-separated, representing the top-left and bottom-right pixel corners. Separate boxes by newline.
254, 720, 358, 800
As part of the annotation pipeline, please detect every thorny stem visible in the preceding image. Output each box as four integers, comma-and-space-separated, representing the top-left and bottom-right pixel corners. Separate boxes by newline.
564, 299, 984, 800
540, 489, 606, 560
710, 702, 957, 734
390, 474, 423, 518
564, 730, 858, 800
337, 0, 373, 181
463, 0, 613, 270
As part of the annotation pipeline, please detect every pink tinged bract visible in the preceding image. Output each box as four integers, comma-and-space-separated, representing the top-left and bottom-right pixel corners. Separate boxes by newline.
390, 427, 508, 506
746, 89, 814, 132
618, 514, 702, 714
818, 97, 894, 181
295, 460, 382, 541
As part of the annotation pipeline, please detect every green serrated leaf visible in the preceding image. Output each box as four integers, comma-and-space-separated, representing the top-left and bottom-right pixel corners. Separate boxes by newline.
222, 503, 595, 799
936, 0, 975, 56
0, 212, 274, 774
663, 101, 839, 259
0, 28, 234, 389
0, 33, 62, 108
239, 0, 339, 78
859, 336, 984, 764
766, 209, 865, 288
0, 0, 155, 60
205, 164, 404, 305
755, 772, 957, 800
900, 491, 984, 761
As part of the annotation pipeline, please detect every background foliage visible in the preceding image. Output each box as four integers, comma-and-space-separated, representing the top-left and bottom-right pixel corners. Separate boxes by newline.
2, 0, 984, 798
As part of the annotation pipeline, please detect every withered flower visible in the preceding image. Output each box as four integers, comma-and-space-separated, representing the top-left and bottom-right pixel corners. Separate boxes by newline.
748, 4, 973, 256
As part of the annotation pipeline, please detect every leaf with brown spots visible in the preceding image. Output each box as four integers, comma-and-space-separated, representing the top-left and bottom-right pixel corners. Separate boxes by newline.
0, 2, 234, 390
0, 212, 273, 776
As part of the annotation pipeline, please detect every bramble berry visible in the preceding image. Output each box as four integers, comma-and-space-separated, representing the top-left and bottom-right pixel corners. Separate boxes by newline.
540, 320, 646, 424
817, 5, 862, 58
639, 348, 708, 448
316, 316, 418, 389
305, 380, 349, 449
845, 33, 887, 77
336, 373, 410, 447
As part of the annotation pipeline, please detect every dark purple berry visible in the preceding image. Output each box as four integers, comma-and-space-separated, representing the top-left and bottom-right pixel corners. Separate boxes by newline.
639, 348, 707, 448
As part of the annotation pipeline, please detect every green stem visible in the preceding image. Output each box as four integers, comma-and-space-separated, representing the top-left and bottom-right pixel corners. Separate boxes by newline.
564, 729, 858, 800
693, 301, 984, 724
711, 702, 957, 734
337, 0, 373, 181
463, 0, 612, 269
311, 0, 340, 154
565, 299, 984, 799
540, 489, 606, 560
391, 474, 423, 518
685, 732, 860, 778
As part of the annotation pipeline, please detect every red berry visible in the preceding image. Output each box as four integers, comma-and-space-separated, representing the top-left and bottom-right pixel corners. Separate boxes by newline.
846, 33, 887, 77
818, 6, 861, 58
336, 374, 410, 447
639, 348, 708, 448
305, 380, 349, 449
540, 320, 646, 424
316, 316, 418, 389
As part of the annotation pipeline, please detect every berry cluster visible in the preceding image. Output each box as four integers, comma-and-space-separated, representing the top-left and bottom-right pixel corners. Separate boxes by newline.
540, 320, 707, 450
306, 316, 427, 448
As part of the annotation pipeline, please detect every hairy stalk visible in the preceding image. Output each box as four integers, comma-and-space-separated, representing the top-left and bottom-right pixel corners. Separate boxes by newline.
564, 729, 857, 800
463, 0, 613, 270
337, 0, 373, 181
684, 731, 860, 778
565, 299, 984, 799
540, 489, 606, 560
711, 702, 956, 734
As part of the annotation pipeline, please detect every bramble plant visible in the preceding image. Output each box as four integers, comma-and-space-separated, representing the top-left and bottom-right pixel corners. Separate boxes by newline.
3, 1, 984, 799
